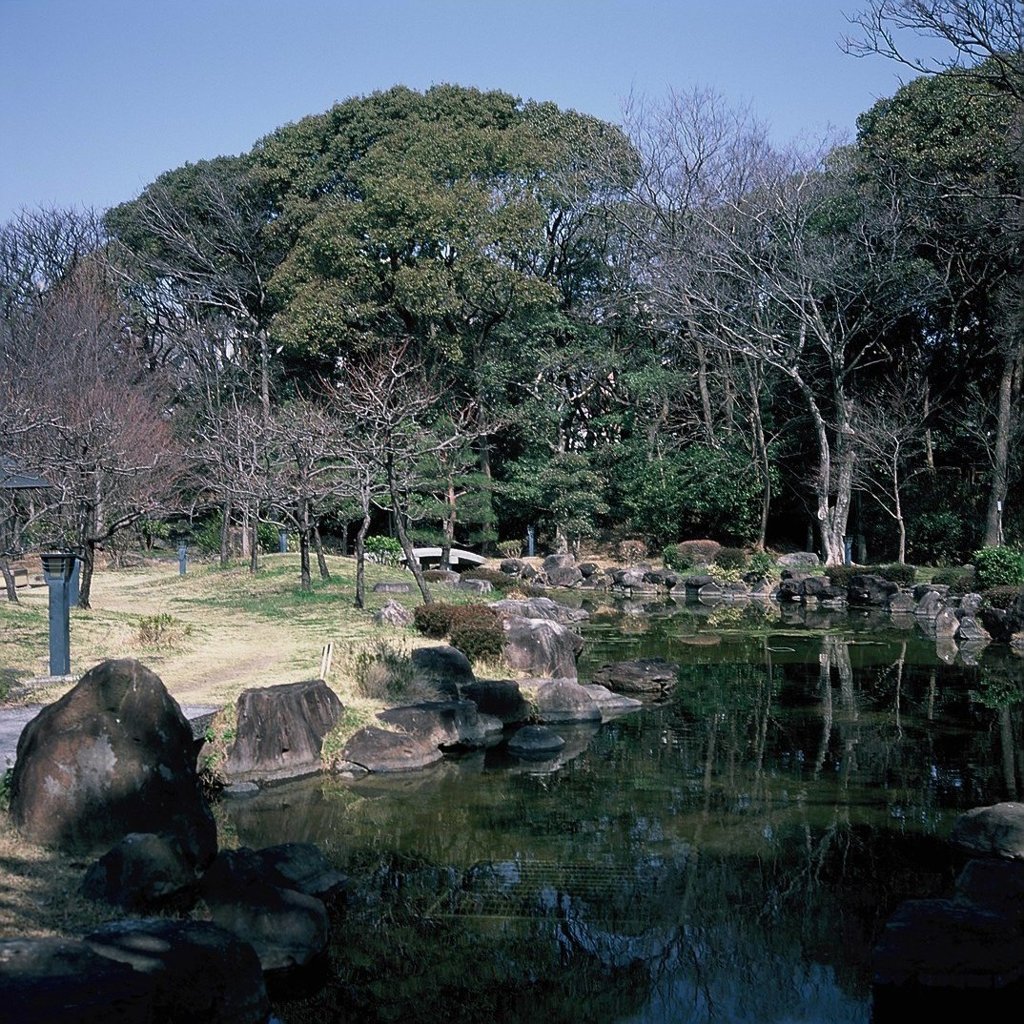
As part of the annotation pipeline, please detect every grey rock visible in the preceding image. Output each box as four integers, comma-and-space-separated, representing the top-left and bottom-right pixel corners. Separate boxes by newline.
457, 578, 493, 594
9, 658, 216, 865
951, 802, 1024, 860
501, 615, 582, 680
580, 683, 644, 719
462, 679, 532, 725
410, 645, 474, 697
933, 607, 960, 638
888, 590, 916, 614
591, 657, 679, 696
490, 597, 589, 625
518, 678, 602, 724
507, 725, 565, 756
777, 551, 820, 567
81, 832, 197, 912
85, 918, 269, 1022
374, 598, 414, 627
373, 582, 411, 594
377, 699, 498, 748
337, 726, 443, 773
0, 937, 153, 1024
225, 679, 342, 784
915, 590, 946, 620
955, 615, 991, 643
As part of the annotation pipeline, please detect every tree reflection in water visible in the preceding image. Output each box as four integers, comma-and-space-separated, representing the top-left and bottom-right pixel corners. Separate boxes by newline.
225, 612, 1024, 1023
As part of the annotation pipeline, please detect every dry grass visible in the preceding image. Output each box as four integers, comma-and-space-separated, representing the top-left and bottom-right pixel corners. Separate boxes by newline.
0, 552, 439, 708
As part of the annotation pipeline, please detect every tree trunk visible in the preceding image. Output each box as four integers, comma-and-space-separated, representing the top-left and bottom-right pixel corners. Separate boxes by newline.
387, 457, 432, 604
314, 523, 330, 580
79, 539, 96, 609
354, 510, 370, 609
220, 497, 232, 566
983, 343, 1021, 545
440, 476, 456, 570
299, 499, 311, 592
249, 517, 259, 575
748, 367, 771, 551
0, 559, 18, 603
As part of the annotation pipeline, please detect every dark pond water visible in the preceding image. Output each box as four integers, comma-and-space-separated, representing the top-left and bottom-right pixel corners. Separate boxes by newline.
223, 599, 1024, 1024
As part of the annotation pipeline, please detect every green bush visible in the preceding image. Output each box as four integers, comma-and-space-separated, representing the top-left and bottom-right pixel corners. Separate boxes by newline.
449, 621, 505, 663
353, 641, 417, 701
448, 603, 500, 630
930, 566, 976, 593
664, 539, 721, 570
973, 546, 1024, 589
366, 535, 403, 567
983, 584, 1022, 610
497, 539, 523, 560
825, 566, 858, 588
413, 603, 458, 638
461, 567, 516, 593
875, 564, 917, 586
715, 546, 748, 570
746, 551, 777, 578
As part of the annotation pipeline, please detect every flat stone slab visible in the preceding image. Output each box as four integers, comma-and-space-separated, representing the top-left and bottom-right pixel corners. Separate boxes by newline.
952, 802, 1024, 860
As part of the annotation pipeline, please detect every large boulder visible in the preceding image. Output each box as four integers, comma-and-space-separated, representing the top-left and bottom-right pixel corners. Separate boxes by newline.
847, 574, 899, 607
777, 551, 820, 567
0, 937, 153, 1024
8, 659, 216, 865
224, 678, 342, 785
591, 657, 679, 697
490, 597, 589, 625
337, 725, 443, 773
85, 918, 269, 1022
252, 842, 348, 900
410, 645, 474, 697
507, 724, 565, 757
951, 802, 1024, 860
377, 700, 502, 748
81, 832, 198, 912
544, 564, 584, 588
199, 850, 329, 972
518, 678, 602, 724
580, 683, 644, 720
872, 897, 1024, 992
501, 616, 583, 680
461, 679, 532, 725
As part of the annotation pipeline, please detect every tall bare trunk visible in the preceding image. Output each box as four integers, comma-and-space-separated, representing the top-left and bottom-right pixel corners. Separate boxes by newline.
983, 343, 1020, 545
1, 560, 18, 603
314, 523, 330, 580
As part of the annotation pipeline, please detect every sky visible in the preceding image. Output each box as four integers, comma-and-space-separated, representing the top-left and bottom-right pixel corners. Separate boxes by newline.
0, 0, 922, 222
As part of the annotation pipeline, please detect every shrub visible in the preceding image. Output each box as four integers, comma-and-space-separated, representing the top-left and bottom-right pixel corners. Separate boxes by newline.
618, 539, 647, 565
449, 621, 505, 663
461, 567, 516, 593
413, 602, 458, 638
664, 539, 721, 570
366, 535, 403, 566
984, 584, 1022, 610
875, 564, 917, 586
825, 566, 858, 588
448, 603, 499, 630
930, 566, 976, 593
353, 640, 417, 701
715, 546, 748, 570
136, 613, 192, 647
973, 546, 1024, 589
497, 539, 523, 560
746, 551, 777, 578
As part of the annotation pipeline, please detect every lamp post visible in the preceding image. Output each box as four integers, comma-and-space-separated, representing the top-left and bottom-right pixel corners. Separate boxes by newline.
40, 550, 76, 676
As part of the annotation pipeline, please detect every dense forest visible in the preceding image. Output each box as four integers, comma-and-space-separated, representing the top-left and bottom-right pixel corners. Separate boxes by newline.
2, 2, 1023, 604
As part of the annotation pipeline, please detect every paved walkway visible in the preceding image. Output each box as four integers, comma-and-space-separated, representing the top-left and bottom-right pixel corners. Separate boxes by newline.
1, 703, 220, 770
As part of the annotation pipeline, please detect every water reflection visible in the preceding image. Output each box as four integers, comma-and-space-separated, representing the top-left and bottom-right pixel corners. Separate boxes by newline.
223, 605, 1024, 1023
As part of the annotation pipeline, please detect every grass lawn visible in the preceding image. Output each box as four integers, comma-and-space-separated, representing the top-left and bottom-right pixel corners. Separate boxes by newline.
0, 551, 445, 709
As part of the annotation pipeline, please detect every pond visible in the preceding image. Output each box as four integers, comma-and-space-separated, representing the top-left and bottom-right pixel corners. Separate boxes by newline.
222, 599, 1024, 1024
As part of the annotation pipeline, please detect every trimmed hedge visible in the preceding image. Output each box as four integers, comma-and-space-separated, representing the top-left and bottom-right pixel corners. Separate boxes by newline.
715, 547, 748, 570
663, 539, 721, 571
930, 567, 976, 593
412, 602, 504, 663
826, 563, 916, 587
460, 567, 517, 593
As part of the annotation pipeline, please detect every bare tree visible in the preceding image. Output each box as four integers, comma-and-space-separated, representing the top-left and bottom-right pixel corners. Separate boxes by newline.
852, 382, 929, 563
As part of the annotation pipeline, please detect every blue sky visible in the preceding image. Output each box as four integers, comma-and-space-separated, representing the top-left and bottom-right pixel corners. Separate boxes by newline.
0, 1, 919, 221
